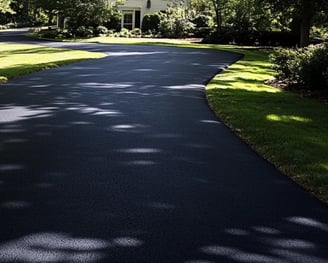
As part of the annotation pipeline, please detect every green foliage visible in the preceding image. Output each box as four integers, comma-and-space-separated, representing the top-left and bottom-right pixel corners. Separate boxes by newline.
104, 13, 121, 32
119, 27, 131, 37
96, 25, 108, 36
131, 28, 142, 36
39, 29, 60, 38
311, 26, 328, 42
193, 14, 213, 28
158, 1, 195, 38
227, 0, 272, 32
141, 13, 161, 33
270, 48, 306, 80
300, 44, 328, 90
0, 0, 14, 14
264, 0, 328, 46
74, 26, 94, 38
270, 44, 328, 90
203, 28, 298, 46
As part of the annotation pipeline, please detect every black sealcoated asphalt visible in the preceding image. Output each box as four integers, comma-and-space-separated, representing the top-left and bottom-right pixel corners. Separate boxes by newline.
0, 29, 328, 263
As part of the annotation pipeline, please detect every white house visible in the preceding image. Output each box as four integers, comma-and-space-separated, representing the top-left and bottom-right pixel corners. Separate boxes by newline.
116, 0, 188, 30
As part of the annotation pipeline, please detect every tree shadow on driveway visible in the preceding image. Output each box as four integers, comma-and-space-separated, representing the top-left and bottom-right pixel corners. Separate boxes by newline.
0, 45, 328, 263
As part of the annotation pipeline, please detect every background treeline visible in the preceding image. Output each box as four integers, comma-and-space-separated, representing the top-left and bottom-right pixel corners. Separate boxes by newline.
1, 0, 327, 47
1, 0, 327, 92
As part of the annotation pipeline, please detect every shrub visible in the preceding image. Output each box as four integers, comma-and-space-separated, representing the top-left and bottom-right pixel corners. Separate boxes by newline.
96, 25, 108, 36
119, 28, 131, 37
270, 44, 328, 90
300, 44, 328, 90
270, 48, 306, 81
142, 13, 161, 33
74, 26, 94, 38
0, 25, 9, 30
159, 17, 195, 38
131, 28, 142, 37
202, 29, 234, 44
39, 29, 59, 39
105, 16, 121, 32
193, 14, 213, 28
203, 29, 299, 46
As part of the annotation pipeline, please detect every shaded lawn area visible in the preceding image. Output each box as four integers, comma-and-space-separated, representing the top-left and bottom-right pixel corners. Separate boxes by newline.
0, 43, 105, 83
206, 48, 328, 203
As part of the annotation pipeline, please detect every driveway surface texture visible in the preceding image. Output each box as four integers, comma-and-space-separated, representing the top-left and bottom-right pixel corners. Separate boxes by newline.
1, 30, 328, 263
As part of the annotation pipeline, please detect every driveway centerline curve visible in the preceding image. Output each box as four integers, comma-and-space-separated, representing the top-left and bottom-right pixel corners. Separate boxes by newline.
0, 30, 328, 263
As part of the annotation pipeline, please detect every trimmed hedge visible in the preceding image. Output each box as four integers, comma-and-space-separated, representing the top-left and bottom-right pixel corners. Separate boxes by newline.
203, 29, 299, 47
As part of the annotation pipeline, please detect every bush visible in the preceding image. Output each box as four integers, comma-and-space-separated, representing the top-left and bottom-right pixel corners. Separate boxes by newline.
75, 26, 94, 38
270, 48, 307, 81
142, 13, 161, 33
38, 29, 73, 39
131, 28, 142, 37
193, 14, 213, 28
104, 14, 121, 32
159, 17, 195, 38
301, 44, 328, 90
96, 25, 108, 36
257, 31, 299, 47
39, 29, 59, 39
203, 29, 299, 46
0, 25, 9, 30
202, 29, 234, 44
270, 44, 328, 90
119, 28, 131, 37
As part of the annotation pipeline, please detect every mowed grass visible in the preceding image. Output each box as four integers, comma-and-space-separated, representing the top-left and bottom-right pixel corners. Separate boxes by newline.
206, 48, 328, 203
83, 36, 328, 202
0, 43, 105, 83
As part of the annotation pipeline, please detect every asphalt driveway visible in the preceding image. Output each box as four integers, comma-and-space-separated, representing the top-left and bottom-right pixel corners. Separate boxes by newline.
0, 30, 328, 263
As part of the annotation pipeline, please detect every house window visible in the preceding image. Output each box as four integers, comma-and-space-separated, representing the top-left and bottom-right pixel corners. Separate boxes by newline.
123, 13, 133, 30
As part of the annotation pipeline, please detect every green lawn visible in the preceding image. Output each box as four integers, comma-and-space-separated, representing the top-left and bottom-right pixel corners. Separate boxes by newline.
206, 48, 328, 203
0, 43, 105, 83
84, 37, 328, 203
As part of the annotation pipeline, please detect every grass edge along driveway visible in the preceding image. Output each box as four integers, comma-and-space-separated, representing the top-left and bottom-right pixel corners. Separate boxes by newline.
84, 37, 328, 204
0, 43, 105, 83
206, 47, 328, 204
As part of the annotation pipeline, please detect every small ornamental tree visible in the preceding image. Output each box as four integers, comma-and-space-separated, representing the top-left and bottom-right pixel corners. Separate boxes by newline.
158, 1, 195, 38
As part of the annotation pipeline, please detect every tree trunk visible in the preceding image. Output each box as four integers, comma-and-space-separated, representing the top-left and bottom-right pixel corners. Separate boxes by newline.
48, 13, 53, 25
300, 19, 310, 47
57, 14, 65, 29
299, 0, 313, 47
215, 9, 221, 30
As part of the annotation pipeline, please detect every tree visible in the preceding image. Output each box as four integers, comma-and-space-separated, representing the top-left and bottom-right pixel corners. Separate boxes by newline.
264, 0, 328, 47
32, 0, 122, 29
0, 0, 14, 14
209, 0, 229, 30
227, 0, 272, 33
159, 0, 195, 38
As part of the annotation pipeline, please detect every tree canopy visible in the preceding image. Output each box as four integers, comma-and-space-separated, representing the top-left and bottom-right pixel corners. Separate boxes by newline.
0, 0, 14, 14
1, 0, 327, 46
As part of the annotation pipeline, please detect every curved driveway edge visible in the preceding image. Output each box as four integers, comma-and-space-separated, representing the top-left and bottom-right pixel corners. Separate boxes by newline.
0, 31, 328, 263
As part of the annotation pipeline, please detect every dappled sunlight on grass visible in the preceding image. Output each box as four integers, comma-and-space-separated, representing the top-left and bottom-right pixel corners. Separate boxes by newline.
266, 114, 312, 123
206, 48, 328, 203
0, 43, 105, 82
